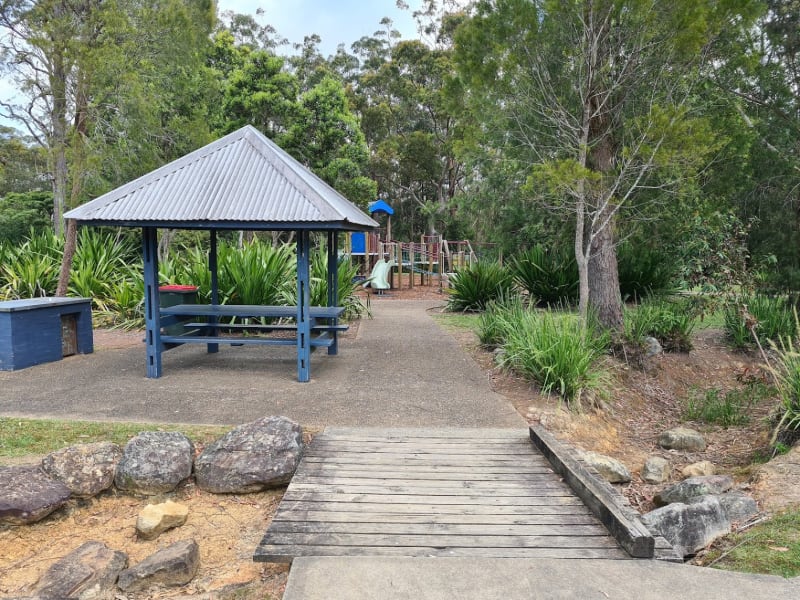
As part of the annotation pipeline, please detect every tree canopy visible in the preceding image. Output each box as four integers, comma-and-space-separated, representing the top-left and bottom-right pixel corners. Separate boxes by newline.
3, 0, 800, 326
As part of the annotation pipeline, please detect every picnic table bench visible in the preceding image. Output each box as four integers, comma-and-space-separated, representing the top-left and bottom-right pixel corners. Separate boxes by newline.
158, 304, 347, 351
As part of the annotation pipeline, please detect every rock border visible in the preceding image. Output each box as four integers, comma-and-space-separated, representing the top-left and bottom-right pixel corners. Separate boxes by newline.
529, 424, 680, 561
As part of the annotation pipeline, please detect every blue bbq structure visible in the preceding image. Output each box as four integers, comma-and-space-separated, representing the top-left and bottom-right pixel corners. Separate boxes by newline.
64, 125, 377, 382
0, 297, 93, 371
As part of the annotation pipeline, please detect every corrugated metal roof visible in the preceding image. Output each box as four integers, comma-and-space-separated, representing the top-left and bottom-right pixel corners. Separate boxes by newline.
64, 125, 378, 231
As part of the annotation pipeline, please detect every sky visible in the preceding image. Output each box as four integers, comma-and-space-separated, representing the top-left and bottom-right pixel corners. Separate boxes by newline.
218, 0, 423, 55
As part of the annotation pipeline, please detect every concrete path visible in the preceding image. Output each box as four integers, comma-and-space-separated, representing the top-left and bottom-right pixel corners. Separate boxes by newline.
0, 300, 524, 429
283, 557, 799, 600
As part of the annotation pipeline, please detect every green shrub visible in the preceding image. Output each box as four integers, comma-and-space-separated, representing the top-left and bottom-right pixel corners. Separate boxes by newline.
510, 245, 578, 305
305, 249, 368, 320
447, 260, 514, 312
476, 294, 530, 348
0, 229, 62, 299
617, 242, 679, 300
498, 310, 608, 405
770, 316, 800, 448
624, 296, 699, 353
724, 295, 794, 350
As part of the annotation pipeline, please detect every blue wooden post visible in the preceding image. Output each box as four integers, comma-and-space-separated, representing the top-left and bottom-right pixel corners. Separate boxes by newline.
142, 227, 162, 378
207, 229, 219, 354
296, 229, 311, 382
327, 230, 339, 355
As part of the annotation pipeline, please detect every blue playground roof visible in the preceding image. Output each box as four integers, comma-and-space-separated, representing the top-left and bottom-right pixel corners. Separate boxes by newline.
368, 199, 394, 216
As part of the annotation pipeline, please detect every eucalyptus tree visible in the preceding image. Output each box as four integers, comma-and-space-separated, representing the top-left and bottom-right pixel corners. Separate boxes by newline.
716, 0, 800, 288
454, 0, 761, 329
0, 0, 215, 236
348, 11, 466, 239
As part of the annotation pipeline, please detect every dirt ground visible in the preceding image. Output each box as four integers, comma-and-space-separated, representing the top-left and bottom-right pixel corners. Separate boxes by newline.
0, 283, 786, 597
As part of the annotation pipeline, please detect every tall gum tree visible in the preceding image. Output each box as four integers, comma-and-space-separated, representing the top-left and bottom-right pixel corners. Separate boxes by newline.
454, 0, 760, 329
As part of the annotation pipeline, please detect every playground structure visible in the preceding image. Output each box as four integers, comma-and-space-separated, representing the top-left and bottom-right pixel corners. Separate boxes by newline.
348, 199, 480, 292
349, 231, 478, 292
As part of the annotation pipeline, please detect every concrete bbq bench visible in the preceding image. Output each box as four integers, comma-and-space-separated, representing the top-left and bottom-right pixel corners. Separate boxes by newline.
0, 297, 93, 371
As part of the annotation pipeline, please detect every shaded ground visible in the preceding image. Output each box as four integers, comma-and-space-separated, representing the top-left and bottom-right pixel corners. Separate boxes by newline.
0, 285, 791, 597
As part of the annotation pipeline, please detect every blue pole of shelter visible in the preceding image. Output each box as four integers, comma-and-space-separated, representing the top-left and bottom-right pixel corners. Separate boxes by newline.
142, 227, 162, 378
296, 229, 311, 382
207, 229, 219, 354
327, 230, 339, 355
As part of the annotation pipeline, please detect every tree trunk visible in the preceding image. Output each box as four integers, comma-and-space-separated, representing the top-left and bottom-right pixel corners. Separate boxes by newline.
49, 5, 69, 237
56, 219, 77, 297
587, 215, 622, 329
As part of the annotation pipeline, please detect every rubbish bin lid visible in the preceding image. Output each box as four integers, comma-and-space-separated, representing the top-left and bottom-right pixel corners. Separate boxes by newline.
159, 285, 198, 292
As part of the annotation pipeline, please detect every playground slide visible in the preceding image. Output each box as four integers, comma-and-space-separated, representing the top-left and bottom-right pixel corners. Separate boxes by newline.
363, 259, 396, 291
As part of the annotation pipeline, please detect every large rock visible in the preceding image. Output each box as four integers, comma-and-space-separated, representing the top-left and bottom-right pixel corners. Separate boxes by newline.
32, 541, 127, 600
114, 431, 194, 495
195, 416, 303, 493
42, 442, 122, 498
654, 475, 734, 506
641, 496, 731, 557
694, 492, 759, 525
641, 456, 670, 484
681, 460, 715, 479
136, 500, 189, 540
117, 539, 200, 592
582, 451, 631, 483
658, 427, 707, 452
0, 466, 71, 525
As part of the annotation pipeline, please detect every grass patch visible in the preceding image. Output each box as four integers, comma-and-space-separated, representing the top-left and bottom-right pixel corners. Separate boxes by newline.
431, 311, 480, 332
682, 383, 772, 428
703, 510, 800, 578
0, 418, 229, 459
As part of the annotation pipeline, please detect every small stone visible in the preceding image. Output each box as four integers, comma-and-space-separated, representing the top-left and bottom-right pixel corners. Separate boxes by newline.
117, 539, 200, 592
42, 442, 122, 498
136, 500, 189, 540
642, 496, 731, 558
654, 475, 734, 506
643, 336, 663, 358
582, 451, 631, 483
658, 427, 707, 452
195, 416, 303, 494
32, 541, 127, 600
0, 466, 71, 525
681, 460, 715, 479
115, 432, 194, 495
642, 456, 670, 484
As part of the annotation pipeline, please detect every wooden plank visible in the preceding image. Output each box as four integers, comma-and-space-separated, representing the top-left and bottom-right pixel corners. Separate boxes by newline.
258, 532, 620, 549
266, 521, 612, 537
311, 436, 537, 448
270, 511, 599, 525
320, 427, 526, 440
254, 544, 629, 563
273, 501, 590, 516
286, 482, 574, 496
299, 454, 549, 466
281, 492, 580, 505
296, 464, 554, 476
292, 471, 557, 483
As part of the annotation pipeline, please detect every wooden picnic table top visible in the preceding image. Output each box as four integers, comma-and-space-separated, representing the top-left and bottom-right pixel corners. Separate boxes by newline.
160, 304, 345, 319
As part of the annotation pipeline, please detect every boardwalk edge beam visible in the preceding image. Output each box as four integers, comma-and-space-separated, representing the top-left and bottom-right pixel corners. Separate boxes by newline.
529, 425, 664, 559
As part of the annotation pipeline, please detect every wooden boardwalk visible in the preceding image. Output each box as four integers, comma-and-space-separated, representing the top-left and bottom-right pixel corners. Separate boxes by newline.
254, 428, 629, 562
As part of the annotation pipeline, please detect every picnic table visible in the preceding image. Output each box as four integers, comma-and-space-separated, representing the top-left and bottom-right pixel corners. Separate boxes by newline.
155, 304, 347, 380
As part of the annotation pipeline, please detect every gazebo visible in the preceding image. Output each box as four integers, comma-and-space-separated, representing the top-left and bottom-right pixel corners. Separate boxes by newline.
64, 125, 378, 382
